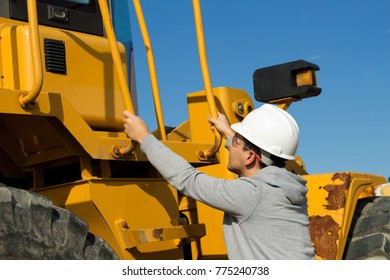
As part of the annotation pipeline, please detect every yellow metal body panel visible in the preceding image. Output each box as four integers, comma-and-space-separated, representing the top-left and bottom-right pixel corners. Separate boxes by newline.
0, 89, 218, 163
305, 172, 386, 259
38, 178, 195, 260
376, 183, 390, 196
187, 87, 254, 143
0, 21, 127, 131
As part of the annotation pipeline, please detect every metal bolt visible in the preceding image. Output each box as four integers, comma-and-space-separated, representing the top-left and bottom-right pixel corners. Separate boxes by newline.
236, 102, 244, 114
121, 221, 130, 229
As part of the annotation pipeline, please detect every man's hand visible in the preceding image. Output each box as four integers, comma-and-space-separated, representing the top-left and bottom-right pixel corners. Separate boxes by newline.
123, 110, 150, 143
208, 112, 235, 140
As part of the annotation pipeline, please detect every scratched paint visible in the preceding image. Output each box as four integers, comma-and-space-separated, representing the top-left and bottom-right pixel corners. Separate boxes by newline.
152, 228, 163, 241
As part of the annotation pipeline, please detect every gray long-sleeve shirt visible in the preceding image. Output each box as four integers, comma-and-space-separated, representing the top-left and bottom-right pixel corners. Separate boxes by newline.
141, 134, 315, 260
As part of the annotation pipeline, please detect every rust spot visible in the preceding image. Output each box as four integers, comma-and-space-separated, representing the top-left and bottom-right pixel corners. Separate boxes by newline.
152, 228, 163, 241
121, 221, 130, 229
309, 215, 340, 260
323, 172, 351, 210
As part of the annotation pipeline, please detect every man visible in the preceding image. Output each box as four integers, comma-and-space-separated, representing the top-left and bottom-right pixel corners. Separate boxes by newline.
123, 104, 315, 260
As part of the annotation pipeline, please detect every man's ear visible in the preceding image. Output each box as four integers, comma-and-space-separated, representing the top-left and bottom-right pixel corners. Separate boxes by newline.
246, 151, 260, 165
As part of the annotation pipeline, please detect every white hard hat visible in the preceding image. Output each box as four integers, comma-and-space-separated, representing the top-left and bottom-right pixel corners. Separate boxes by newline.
231, 104, 299, 162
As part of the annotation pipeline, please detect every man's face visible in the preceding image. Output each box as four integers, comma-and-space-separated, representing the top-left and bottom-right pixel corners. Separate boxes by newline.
227, 133, 251, 175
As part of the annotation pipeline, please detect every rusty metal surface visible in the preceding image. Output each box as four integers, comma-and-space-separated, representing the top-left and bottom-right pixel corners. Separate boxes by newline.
306, 172, 350, 259
305, 172, 386, 260
323, 173, 351, 210
309, 215, 340, 259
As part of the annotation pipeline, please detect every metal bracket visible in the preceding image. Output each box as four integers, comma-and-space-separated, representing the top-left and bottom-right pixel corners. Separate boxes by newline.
115, 219, 206, 253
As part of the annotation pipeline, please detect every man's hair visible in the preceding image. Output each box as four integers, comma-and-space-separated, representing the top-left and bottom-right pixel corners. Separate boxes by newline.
242, 138, 286, 168
269, 154, 286, 168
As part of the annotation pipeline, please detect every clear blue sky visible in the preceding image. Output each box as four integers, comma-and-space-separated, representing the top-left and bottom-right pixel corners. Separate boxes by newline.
127, 0, 390, 180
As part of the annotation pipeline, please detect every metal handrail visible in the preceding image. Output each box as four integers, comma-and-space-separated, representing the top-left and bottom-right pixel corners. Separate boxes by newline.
19, 0, 43, 108
192, 0, 222, 160
97, 0, 138, 158
98, 0, 135, 114
132, 0, 167, 141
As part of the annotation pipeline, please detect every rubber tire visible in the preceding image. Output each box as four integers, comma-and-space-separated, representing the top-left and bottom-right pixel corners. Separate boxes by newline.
0, 184, 118, 260
343, 196, 390, 259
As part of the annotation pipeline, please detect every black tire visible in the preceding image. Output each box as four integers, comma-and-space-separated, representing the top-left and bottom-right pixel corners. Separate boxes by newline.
0, 184, 118, 260
343, 196, 390, 259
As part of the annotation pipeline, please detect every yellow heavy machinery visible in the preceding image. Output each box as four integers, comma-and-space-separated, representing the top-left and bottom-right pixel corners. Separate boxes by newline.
0, 0, 389, 260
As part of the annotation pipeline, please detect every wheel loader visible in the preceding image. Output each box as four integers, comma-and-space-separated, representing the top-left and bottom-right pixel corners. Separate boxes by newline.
0, 0, 389, 260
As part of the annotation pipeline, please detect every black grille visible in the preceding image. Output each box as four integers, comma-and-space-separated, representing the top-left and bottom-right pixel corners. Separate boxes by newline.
44, 38, 67, 74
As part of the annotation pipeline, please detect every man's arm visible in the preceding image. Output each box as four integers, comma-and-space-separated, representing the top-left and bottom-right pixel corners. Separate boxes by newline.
122, 111, 259, 218
140, 134, 259, 218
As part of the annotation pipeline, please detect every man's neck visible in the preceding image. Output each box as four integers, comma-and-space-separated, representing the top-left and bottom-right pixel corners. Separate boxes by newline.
239, 166, 261, 178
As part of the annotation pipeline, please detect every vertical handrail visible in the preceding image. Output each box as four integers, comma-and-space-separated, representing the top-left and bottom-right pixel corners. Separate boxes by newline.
132, 0, 166, 141
19, 0, 43, 108
98, 0, 135, 114
192, 0, 222, 160
98, 0, 137, 157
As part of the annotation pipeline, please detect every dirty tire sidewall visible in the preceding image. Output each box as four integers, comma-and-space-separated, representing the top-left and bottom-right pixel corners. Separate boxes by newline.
343, 196, 390, 260
0, 185, 118, 260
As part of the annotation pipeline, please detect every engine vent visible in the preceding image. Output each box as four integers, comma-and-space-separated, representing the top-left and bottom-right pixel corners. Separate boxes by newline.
44, 39, 67, 74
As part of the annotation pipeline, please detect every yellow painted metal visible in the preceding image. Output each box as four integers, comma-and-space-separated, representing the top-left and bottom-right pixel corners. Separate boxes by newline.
112, 0, 173, 158
0, 89, 218, 164
38, 178, 205, 259
271, 97, 298, 110
382, 186, 390, 195
192, 0, 222, 160
0, 24, 127, 131
97, 0, 139, 158
187, 87, 254, 141
18, 0, 43, 108
132, 0, 166, 141
304, 172, 386, 260
97, 0, 134, 114
115, 219, 205, 252
192, 0, 217, 119
0, 89, 123, 160
372, 182, 390, 196
379, 183, 390, 196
